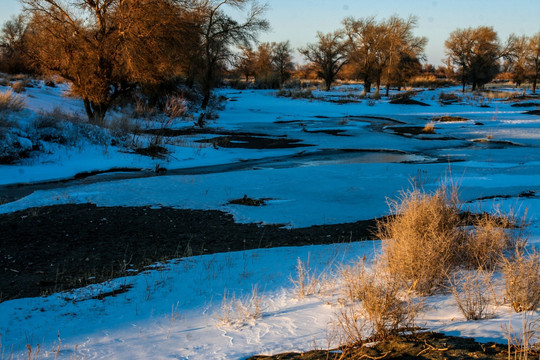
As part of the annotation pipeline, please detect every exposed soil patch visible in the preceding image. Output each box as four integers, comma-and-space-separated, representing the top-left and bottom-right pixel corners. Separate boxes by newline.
302, 128, 349, 136
247, 332, 514, 359
0, 204, 379, 302
511, 102, 539, 108
433, 115, 468, 122
228, 195, 269, 206
524, 109, 540, 115
327, 98, 362, 104
197, 135, 313, 149
133, 144, 168, 158
274, 120, 303, 124
389, 98, 430, 106
472, 139, 523, 147
386, 126, 457, 141
468, 190, 536, 202
142, 127, 267, 138
73, 167, 142, 180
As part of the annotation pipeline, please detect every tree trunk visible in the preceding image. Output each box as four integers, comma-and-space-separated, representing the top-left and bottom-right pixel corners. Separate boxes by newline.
83, 99, 108, 126
385, 83, 390, 97
324, 77, 332, 91
364, 78, 371, 93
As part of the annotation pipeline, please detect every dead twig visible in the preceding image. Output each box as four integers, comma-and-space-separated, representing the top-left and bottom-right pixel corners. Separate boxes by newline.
416, 340, 449, 356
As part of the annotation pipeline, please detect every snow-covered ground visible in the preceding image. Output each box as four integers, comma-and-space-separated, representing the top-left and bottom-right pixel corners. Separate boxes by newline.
1, 82, 539, 359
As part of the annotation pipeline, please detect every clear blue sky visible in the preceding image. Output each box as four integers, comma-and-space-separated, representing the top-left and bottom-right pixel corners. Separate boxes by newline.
2, 0, 540, 65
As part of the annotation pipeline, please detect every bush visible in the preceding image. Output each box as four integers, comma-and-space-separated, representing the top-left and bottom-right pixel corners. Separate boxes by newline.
276, 88, 313, 99
447, 270, 495, 320
502, 251, 540, 312
438, 92, 460, 105
10, 80, 27, 93
334, 260, 423, 342
0, 90, 25, 112
464, 211, 525, 270
377, 186, 464, 295
31, 108, 112, 146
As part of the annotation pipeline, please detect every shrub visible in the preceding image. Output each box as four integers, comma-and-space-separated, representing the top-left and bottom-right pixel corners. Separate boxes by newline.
164, 95, 188, 119
276, 88, 313, 99
464, 211, 526, 270
438, 92, 460, 105
377, 186, 464, 295
447, 270, 495, 320
10, 80, 27, 93
109, 116, 141, 139
390, 91, 416, 102
31, 108, 111, 146
0, 90, 25, 112
502, 251, 540, 312
334, 260, 423, 342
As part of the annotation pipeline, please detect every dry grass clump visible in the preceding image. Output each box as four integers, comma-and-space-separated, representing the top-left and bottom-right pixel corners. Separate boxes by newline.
438, 92, 461, 105
0, 90, 25, 112
10, 80, 27, 93
422, 121, 436, 134
464, 211, 526, 271
333, 260, 423, 344
290, 257, 335, 299
377, 187, 463, 295
504, 310, 540, 359
502, 251, 540, 313
447, 270, 496, 320
215, 287, 264, 328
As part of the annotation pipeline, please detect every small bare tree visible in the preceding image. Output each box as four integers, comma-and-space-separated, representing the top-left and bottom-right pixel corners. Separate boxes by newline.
192, 0, 269, 126
271, 40, 294, 88
0, 14, 30, 73
527, 32, 540, 94
300, 31, 348, 91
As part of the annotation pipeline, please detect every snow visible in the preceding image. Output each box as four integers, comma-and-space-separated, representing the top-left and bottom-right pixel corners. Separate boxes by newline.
1, 82, 539, 358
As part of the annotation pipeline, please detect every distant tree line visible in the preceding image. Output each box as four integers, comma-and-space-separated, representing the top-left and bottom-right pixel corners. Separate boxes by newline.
1, 2, 539, 126
445, 27, 540, 93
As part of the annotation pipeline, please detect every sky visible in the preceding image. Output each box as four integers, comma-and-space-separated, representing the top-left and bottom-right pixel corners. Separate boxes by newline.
2, 0, 540, 65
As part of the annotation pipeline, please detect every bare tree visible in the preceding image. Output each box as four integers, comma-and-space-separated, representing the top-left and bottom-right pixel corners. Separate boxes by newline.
192, 0, 269, 126
445, 26, 501, 92
383, 15, 427, 95
300, 31, 348, 91
271, 40, 294, 88
528, 32, 540, 94
236, 45, 256, 82
343, 16, 385, 94
22, 0, 187, 125
0, 14, 29, 73
253, 41, 275, 86
504, 34, 529, 88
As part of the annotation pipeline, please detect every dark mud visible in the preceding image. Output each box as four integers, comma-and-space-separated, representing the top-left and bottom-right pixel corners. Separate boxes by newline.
0, 204, 379, 302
